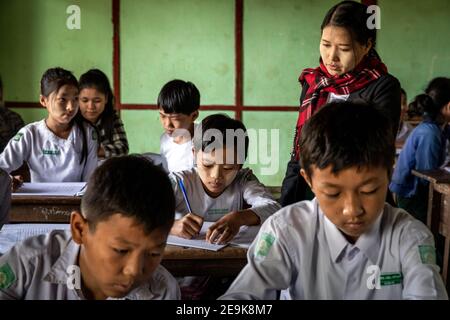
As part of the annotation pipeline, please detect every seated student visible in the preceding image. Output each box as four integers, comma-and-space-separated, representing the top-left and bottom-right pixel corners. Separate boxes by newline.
0, 67, 98, 186
390, 77, 450, 223
0, 155, 180, 300
220, 101, 448, 300
158, 79, 200, 172
0, 169, 11, 226
395, 88, 414, 148
170, 114, 281, 244
79, 69, 129, 159
0, 75, 25, 153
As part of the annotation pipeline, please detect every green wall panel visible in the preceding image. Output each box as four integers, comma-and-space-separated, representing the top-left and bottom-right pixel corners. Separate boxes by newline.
243, 111, 297, 186
243, 0, 336, 106
378, 0, 450, 101
0, 0, 112, 103
121, 0, 235, 105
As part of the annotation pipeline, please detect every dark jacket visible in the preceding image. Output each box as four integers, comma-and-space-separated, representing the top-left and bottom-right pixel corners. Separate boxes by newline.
280, 73, 401, 207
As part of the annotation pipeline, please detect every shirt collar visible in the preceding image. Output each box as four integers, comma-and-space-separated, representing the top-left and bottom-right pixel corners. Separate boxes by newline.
322, 205, 383, 264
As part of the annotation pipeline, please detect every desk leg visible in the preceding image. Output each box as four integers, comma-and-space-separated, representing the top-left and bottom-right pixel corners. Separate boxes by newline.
444, 238, 449, 290
427, 183, 441, 237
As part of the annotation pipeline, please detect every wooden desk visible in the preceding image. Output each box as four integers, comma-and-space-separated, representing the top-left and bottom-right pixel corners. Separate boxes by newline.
10, 196, 80, 223
162, 245, 248, 277
412, 169, 450, 288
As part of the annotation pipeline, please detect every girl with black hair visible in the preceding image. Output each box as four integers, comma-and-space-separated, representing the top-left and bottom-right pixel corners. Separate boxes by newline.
79, 69, 129, 159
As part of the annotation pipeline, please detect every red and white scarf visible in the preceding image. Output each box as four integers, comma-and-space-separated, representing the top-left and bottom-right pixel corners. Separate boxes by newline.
293, 56, 388, 160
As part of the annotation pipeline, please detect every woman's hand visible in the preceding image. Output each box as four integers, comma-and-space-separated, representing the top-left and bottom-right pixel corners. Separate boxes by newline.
11, 175, 23, 192
206, 212, 243, 245
170, 213, 204, 239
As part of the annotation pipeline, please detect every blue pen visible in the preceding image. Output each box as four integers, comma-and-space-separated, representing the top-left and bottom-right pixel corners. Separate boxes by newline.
178, 178, 193, 213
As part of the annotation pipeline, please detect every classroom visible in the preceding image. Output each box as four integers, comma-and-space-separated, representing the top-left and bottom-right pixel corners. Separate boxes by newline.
0, 0, 449, 301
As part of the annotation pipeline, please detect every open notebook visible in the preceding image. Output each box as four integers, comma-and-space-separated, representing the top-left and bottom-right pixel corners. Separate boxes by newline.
167, 221, 260, 251
13, 182, 87, 197
0, 224, 71, 254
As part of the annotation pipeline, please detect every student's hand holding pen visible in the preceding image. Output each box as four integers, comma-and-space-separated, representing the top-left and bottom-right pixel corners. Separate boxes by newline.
206, 212, 243, 245
10, 175, 23, 192
170, 213, 204, 239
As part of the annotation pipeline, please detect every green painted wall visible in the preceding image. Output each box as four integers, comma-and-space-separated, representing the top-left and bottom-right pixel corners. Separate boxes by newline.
1, 0, 449, 186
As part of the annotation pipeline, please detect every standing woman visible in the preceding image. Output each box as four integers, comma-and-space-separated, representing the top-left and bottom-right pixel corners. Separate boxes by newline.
79, 69, 129, 159
280, 0, 401, 206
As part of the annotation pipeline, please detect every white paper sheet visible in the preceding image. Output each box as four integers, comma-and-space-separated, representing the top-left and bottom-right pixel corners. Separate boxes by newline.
12, 182, 86, 196
167, 221, 259, 251
0, 223, 70, 254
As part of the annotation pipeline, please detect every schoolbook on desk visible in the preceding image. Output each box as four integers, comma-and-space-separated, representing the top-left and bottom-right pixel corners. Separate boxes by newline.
0, 223, 70, 254
12, 182, 87, 197
167, 221, 259, 251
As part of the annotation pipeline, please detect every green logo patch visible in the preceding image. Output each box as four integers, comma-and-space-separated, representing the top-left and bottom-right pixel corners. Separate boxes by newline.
92, 129, 98, 140
255, 232, 276, 258
419, 245, 436, 264
43, 149, 61, 156
13, 132, 23, 141
0, 263, 16, 289
380, 273, 403, 286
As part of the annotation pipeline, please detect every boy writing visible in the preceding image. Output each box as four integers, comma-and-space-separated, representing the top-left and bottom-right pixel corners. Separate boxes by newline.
170, 114, 280, 244
0, 155, 180, 300
220, 101, 448, 299
158, 79, 200, 173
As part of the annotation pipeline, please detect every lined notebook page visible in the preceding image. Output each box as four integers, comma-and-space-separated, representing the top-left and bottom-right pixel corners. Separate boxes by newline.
0, 224, 70, 254
167, 221, 259, 251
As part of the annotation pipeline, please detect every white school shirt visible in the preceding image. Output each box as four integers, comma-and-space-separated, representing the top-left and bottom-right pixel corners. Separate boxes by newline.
0, 120, 98, 182
160, 124, 198, 173
0, 169, 11, 225
0, 230, 180, 300
169, 168, 281, 223
220, 198, 448, 300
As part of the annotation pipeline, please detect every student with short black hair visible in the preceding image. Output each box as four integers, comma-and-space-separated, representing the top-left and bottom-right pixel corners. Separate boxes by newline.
0, 155, 180, 300
158, 79, 200, 172
221, 101, 447, 300
0, 75, 25, 153
79, 69, 129, 159
390, 77, 450, 223
0, 67, 98, 186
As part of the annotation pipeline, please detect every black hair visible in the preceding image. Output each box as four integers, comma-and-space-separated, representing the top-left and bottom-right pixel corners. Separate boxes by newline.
400, 88, 406, 97
40, 67, 89, 166
193, 114, 249, 164
79, 69, 116, 141
157, 79, 200, 115
321, 1, 379, 58
81, 155, 175, 234
408, 77, 450, 121
300, 101, 395, 179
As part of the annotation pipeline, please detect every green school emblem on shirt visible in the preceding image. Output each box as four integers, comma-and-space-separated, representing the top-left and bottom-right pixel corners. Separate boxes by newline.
0, 263, 16, 289
13, 132, 23, 141
43, 149, 61, 156
380, 273, 403, 286
255, 232, 276, 258
419, 245, 436, 264
92, 129, 98, 140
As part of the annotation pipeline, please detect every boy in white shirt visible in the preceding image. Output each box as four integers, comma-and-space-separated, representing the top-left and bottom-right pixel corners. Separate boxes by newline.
220, 101, 448, 300
0, 67, 98, 185
158, 79, 200, 173
169, 114, 281, 244
0, 155, 180, 300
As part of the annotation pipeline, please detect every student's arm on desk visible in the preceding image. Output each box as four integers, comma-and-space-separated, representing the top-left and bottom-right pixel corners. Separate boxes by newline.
219, 216, 294, 300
